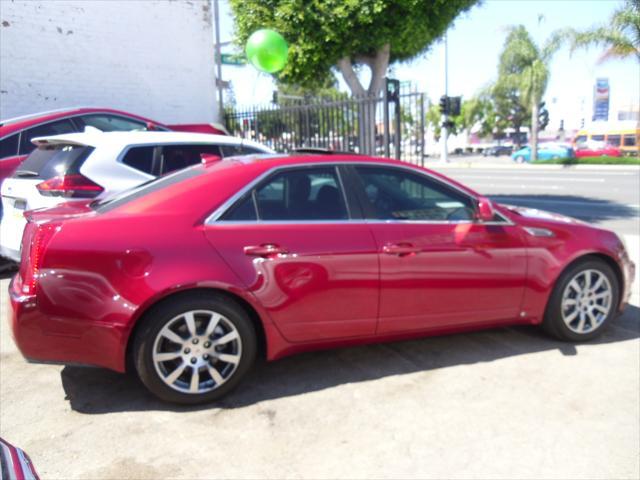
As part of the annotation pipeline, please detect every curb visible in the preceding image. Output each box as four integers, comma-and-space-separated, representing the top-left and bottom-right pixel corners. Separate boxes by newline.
422, 162, 640, 171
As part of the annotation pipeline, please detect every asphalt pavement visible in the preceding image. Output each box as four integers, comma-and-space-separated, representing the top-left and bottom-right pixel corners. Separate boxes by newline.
428, 161, 640, 236
0, 164, 639, 479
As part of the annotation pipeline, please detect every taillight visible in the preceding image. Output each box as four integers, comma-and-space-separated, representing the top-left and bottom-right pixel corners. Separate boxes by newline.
21, 224, 58, 296
36, 174, 104, 198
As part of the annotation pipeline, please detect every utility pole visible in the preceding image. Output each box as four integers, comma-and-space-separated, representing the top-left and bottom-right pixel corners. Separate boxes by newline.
213, 0, 224, 116
441, 32, 449, 163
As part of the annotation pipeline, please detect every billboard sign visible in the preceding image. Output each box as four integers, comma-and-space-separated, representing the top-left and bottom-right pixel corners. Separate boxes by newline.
593, 78, 609, 121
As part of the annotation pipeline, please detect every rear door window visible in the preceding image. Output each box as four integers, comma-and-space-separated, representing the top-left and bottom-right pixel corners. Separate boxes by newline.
221, 166, 349, 221
0, 134, 20, 159
122, 146, 156, 175
13, 144, 94, 179
159, 144, 222, 175
623, 135, 637, 147
18, 119, 76, 155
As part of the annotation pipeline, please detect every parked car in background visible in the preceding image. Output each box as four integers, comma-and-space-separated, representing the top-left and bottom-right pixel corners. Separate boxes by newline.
0, 107, 228, 186
573, 125, 639, 156
0, 131, 272, 261
483, 145, 513, 157
512, 144, 575, 162
7, 153, 634, 404
575, 141, 621, 158
0, 437, 40, 479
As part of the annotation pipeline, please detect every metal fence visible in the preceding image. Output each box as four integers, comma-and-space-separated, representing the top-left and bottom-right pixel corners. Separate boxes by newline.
224, 84, 426, 165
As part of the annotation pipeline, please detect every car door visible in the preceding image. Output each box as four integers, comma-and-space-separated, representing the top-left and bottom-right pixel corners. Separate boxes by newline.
203, 164, 379, 343
348, 164, 527, 335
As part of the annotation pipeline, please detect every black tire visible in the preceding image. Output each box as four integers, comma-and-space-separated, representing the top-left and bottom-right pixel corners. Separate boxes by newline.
542, 258, 619, 342
133, 292, 257, 404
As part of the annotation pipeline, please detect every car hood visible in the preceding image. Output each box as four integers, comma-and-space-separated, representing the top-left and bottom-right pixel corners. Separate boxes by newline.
500, 204, 586, 226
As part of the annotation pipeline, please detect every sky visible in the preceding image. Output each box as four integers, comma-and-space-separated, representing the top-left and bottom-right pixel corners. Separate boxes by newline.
216, 0, 639, 131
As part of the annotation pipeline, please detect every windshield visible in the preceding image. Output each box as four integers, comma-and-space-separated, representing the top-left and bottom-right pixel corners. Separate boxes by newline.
92, 164, 204, 213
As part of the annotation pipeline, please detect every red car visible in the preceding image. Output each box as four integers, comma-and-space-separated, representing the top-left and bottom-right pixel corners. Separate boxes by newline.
7, 154, 635, 404
0, 437, 40, 480
0, 107, 226, 184
575, 142, 621, 158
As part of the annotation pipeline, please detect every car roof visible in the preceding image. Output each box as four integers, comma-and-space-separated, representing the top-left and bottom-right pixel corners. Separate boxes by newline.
0, 107, 166, 137
100, 153, 480, 219
29, 130, 272, 151
197, 153, 478, 196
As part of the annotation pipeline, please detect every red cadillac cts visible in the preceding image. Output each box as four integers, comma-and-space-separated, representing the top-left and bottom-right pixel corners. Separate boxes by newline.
7, 153, 635, 404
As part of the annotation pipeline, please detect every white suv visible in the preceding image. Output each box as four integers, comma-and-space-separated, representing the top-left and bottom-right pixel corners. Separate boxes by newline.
0, 131, 272, 261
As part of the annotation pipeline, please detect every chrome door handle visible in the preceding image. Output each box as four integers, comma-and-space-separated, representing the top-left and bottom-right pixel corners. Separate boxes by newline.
382, 243, 421, 256
243, 244, 288, 257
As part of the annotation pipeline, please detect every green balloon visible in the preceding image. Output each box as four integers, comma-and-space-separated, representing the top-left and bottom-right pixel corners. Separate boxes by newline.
245, 29, 289, 73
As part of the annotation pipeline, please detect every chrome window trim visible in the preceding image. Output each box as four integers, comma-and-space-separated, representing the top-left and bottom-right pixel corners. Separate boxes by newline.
205, 161, 515, 226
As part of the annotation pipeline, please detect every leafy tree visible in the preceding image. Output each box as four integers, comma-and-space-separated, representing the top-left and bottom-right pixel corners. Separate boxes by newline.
562, 0, 639, 63
454, 96, 497, 139
229, 0, 478, 99
490, 25, 560, 160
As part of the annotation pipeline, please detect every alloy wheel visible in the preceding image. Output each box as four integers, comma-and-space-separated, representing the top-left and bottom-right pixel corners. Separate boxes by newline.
151, 310, 242, 394
561, 269, 613, 334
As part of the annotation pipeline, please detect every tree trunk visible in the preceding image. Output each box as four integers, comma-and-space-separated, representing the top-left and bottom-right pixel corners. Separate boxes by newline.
530, 100, 539, 162
336, 45, 390, 155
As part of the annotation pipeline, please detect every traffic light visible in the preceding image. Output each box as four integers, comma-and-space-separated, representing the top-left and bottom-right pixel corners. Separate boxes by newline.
538, 101, 549, 130
272, 91, 278, 104
439, 95, 461, 116
386, 78, 400, 102
439, 95, 449, 115
448, 96, 461, 116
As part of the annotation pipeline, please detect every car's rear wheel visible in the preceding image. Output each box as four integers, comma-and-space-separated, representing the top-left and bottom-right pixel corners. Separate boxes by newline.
133, 293, 256, 404
542, 259, 619, 341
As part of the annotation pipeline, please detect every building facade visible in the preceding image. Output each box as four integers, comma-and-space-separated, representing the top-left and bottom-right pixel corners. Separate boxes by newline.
0, 0, 219, 123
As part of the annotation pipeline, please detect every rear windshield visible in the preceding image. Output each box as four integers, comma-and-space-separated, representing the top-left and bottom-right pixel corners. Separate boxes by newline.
92, 165, 204, 213
13, 144, 94, 179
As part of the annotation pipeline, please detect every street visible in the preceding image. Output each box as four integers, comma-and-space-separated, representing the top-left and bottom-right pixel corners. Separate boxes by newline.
0, 165, 639, 479
432, 163, 640, 236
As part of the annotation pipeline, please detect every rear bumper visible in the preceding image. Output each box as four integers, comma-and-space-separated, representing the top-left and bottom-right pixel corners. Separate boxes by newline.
7, 276, 128, 372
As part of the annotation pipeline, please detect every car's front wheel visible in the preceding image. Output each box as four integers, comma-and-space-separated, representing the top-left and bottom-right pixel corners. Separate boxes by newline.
514, 155, 525, 163
542, 259, 619, 341
133, 293, 257, 404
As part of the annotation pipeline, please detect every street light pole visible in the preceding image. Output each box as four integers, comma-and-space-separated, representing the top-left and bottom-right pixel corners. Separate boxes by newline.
441, 31, 449, 163
213, 0, 224, 117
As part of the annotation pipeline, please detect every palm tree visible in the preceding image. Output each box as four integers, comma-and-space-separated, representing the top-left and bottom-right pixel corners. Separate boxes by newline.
494, 26, 561, 161
564, 0, 640, 63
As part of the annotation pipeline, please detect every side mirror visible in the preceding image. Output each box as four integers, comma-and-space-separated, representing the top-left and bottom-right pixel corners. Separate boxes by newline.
146, 122, 157, 131
476, 196, 495, 222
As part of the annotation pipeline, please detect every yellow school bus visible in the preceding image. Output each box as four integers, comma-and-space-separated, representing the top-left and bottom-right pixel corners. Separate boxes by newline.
573, 125, 639, 156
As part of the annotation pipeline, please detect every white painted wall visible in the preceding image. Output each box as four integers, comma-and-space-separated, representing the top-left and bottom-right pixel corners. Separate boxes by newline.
0, 0, 218, 123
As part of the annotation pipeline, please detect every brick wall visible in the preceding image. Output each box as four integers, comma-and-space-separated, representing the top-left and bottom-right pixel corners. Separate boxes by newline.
0, 0, 219, 123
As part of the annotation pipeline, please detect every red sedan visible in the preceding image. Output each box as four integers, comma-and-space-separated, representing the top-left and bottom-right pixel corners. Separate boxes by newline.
7, 154, 635, 403
575, 142, 621, 158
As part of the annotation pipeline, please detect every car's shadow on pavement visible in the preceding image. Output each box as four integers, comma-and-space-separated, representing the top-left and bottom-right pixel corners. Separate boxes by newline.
489, 194, 639, 223
60, 304, 640, 414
